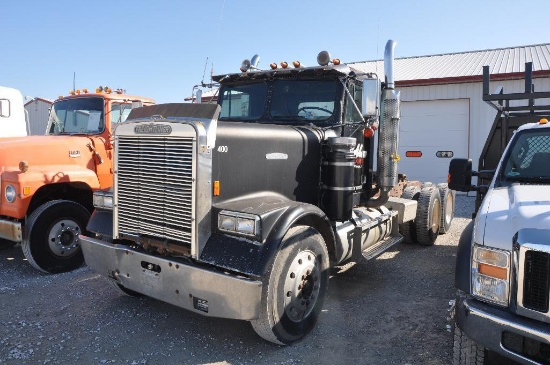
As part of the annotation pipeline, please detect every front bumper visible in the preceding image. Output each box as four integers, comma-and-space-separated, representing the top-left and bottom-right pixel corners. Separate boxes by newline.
0, 218, 22, 242
455, 292, 550, 364
80, 235, 263, 320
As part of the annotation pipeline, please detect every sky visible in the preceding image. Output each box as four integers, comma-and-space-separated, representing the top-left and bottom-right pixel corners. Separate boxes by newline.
3, 0, 549, 104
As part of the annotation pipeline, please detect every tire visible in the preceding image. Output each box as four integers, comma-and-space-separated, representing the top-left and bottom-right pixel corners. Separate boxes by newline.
251, 225, 329, 345
414, 187, 441, 246
399, 186, 421, 243
437, 183, 455, 234
0, 238, 17, 250
453, 325, 486, 364
22, 200, 90, 274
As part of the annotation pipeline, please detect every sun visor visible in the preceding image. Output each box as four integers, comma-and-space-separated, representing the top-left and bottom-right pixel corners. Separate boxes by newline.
128, 103, 220, 121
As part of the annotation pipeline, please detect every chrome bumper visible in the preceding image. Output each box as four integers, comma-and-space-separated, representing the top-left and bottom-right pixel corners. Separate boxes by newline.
456, 293, 550, 364
80, 235, 263, 320
0, 219, 22, 242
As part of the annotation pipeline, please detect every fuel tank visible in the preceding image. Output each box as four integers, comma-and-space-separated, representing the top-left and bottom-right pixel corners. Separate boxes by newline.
212, 122, 323, 205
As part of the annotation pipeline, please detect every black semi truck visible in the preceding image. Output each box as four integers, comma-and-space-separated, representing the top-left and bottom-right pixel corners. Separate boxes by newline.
80, 40, 452, 344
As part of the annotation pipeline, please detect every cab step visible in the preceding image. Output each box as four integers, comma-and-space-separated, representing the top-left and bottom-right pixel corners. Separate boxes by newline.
362, 234, 403, 260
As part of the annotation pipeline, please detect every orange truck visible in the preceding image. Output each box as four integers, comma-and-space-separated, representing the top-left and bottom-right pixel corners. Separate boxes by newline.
0, 87, 154, 273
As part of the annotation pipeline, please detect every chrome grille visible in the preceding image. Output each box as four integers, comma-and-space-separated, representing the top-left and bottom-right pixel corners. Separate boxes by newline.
116, 135, 195, 245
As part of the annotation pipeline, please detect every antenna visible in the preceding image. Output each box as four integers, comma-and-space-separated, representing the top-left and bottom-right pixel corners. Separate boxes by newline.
201, 57, 209, 86
73, 72, 76, 92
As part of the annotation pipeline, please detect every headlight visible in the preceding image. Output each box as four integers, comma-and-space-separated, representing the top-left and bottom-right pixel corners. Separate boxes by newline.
218, 210, 260, 237
472, 244, 510, 306
5, 185, 16, 203
93, 190, 113, 210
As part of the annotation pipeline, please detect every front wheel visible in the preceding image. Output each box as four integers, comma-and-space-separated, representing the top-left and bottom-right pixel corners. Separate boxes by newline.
453, 325, 486, 364
251, 225, 329, 345
22, 200, 90, 274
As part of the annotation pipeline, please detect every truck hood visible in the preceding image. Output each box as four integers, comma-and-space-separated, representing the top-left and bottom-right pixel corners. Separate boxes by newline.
476, 184, 550, 250
0, 135, 97, 172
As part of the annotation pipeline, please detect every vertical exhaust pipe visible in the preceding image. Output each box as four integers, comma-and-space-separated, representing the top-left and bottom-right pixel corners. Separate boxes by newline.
367, 40, 401, 207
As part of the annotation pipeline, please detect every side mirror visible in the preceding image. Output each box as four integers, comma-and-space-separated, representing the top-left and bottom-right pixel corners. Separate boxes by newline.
448, 158, 473, 191
361, 78, 380, 118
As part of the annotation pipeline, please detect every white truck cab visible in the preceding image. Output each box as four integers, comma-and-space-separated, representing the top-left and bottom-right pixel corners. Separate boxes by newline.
450, 119, 550, 364
0, 86, 29, 136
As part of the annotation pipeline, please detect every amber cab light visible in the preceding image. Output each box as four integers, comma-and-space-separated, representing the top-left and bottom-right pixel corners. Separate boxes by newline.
540, 118, 548, 125
364, 127, 374, 138
280, 62, 288, 69
333, 58, 341, 65
406, 151, 422, 158
270, 63, 278, 70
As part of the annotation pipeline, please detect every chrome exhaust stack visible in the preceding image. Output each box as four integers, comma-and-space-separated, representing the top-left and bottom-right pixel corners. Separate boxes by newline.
367, 40, 401, 207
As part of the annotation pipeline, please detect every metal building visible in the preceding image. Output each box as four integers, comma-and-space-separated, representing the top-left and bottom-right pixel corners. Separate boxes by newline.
24, 97, 52, 135
350, 44, 550, 183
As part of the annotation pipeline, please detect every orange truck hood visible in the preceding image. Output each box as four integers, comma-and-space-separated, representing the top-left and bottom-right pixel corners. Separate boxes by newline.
0, 135, 106, 217
0, 135, 101, 175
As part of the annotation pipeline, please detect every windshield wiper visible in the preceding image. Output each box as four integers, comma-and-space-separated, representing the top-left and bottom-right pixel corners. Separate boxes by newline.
272, 116, 309, 122
506, 175, 550, 183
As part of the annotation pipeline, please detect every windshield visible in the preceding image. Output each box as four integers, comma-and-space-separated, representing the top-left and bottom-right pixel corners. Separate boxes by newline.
47, 97, 104, 135
501, 128, 550, 182
219, 83, 267, 121
219, 79, 339, 124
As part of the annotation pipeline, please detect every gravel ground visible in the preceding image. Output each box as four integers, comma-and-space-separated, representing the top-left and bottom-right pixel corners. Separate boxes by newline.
0, 195, 478, 365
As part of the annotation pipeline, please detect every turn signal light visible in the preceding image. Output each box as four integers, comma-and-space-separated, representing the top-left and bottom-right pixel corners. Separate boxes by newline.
213, 181, 220, 196
478, 263, 508, 280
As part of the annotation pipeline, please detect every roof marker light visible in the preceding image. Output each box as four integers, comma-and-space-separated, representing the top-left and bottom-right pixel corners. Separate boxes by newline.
540, 118, 548, 125
281, 62, 288, 69
293, 61, 301, 68
333, 58, 341, 65
270, 63, 278, 70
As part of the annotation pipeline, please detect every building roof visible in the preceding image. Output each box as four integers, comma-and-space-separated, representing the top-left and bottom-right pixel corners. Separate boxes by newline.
24, 97, 53, 107
349, 43, 550, 86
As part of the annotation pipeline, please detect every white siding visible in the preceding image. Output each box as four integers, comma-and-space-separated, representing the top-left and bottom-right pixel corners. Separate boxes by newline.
25, 99, 52, 135
397, 77, 550, 171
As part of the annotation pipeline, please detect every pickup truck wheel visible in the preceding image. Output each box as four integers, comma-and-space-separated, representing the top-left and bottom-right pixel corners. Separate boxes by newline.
0, 238, 17, 250
22, 200, 90, 274
251, 225, 329, 345
399, 186, 420, 243
437, 183, 455, 234
414, 187, 441, 246
453, 325, 485, 364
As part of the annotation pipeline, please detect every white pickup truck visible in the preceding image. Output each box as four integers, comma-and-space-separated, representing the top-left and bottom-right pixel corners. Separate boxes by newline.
449, 118, 550, 364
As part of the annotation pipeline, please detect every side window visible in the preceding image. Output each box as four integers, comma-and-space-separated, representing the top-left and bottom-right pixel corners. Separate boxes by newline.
344, 82, 363, 123
111, 103, 133, 125
0, 99, 10, 117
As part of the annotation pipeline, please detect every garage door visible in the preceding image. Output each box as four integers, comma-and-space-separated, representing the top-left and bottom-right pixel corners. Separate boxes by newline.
397, 99, 469, 183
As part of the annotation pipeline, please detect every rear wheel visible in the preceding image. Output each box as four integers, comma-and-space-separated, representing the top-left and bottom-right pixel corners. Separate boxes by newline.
453, 325, 486, 364
22, 200, 90, 274
415, 187, 441, 245
251, 225, 329, 345
399, 186, 421, 243
437, 183, 455, 234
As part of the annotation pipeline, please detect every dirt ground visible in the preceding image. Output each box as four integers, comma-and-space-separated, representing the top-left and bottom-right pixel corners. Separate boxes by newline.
1, 195, 477, 365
